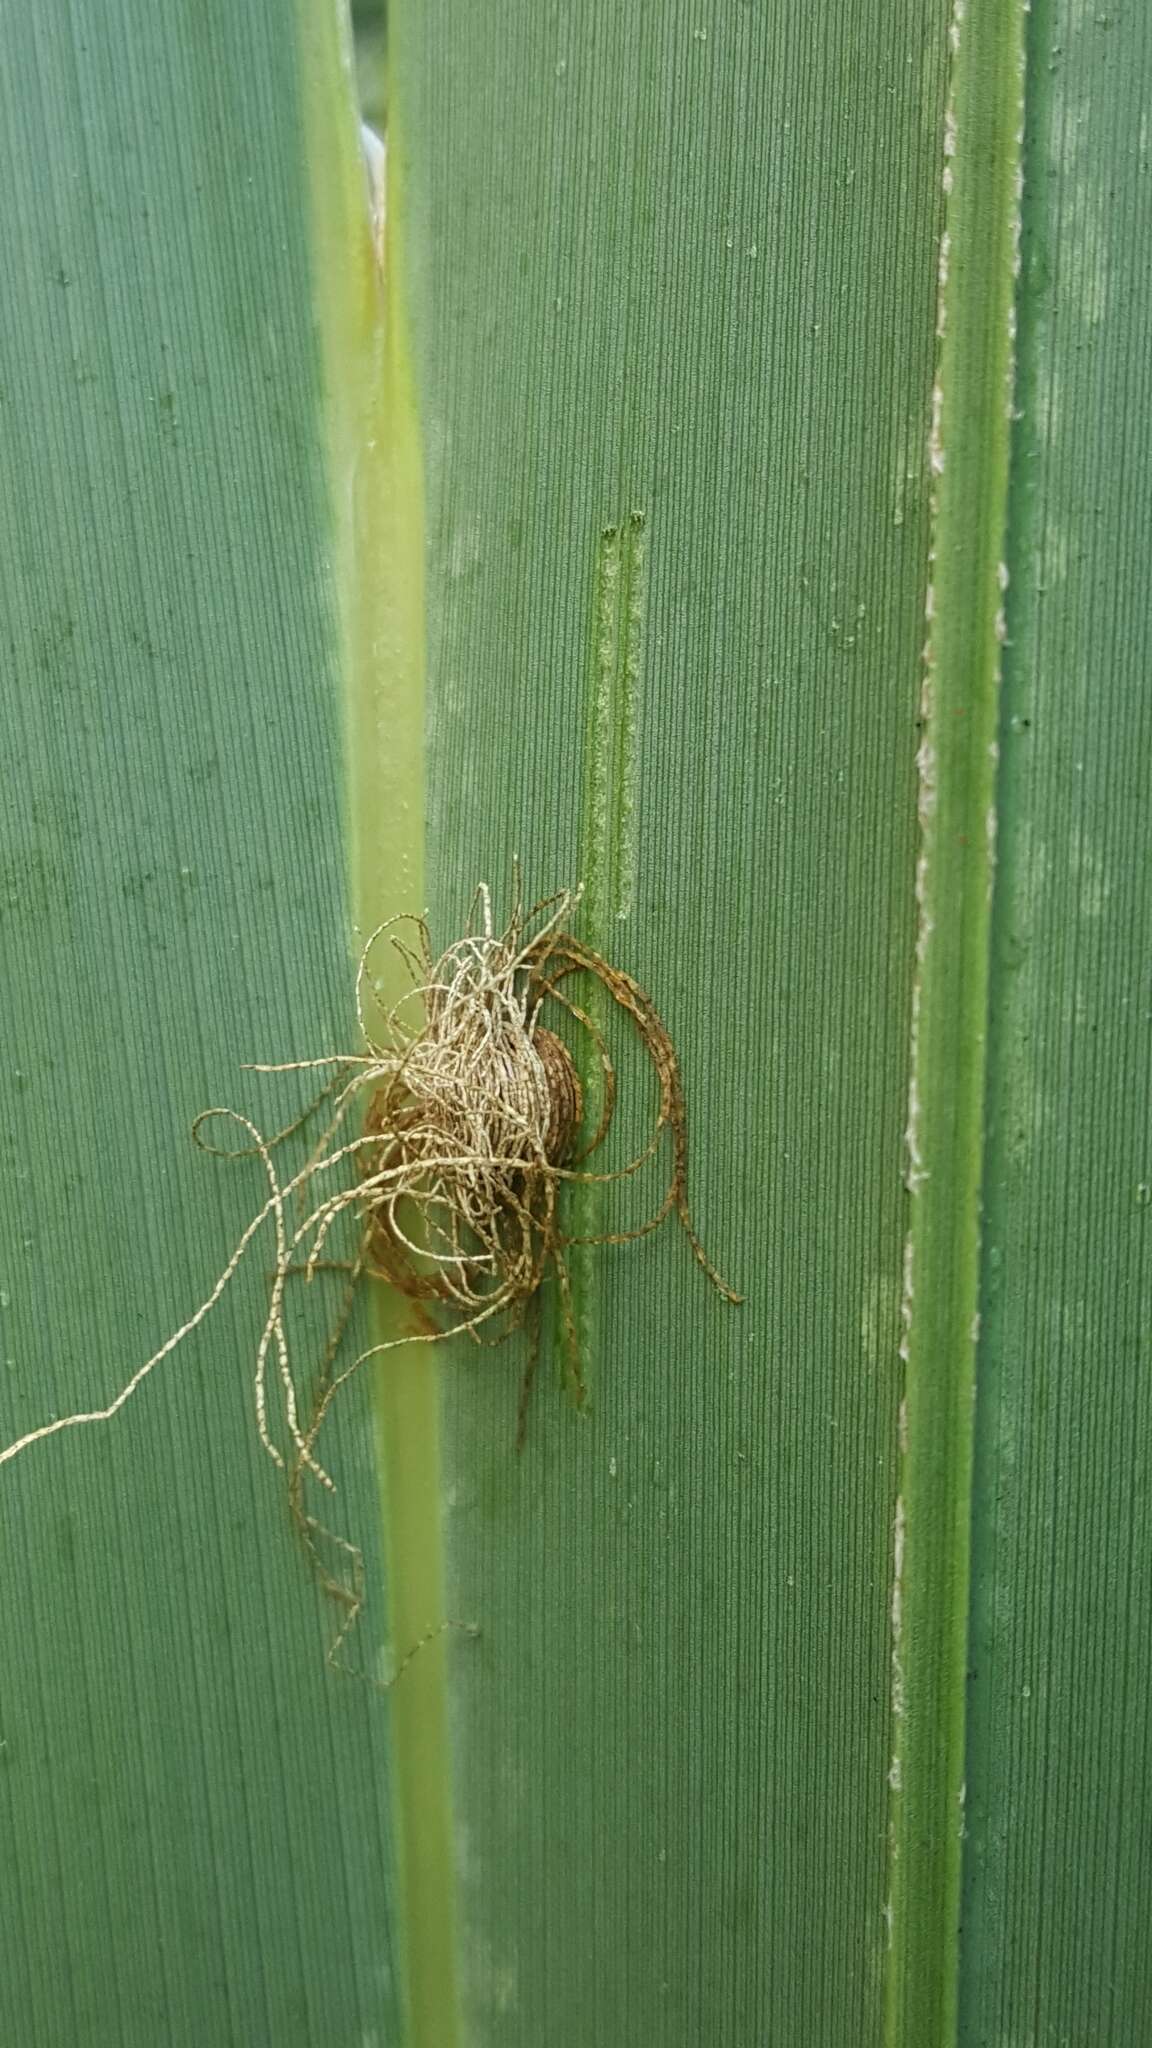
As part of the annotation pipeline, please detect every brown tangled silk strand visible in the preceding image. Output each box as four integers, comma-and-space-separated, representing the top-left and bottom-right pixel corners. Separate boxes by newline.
0, 882, 740, 1683
351, 887, 739, 1449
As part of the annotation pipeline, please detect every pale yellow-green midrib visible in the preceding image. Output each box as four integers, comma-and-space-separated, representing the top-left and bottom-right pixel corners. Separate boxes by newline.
296, 15, 460, 2046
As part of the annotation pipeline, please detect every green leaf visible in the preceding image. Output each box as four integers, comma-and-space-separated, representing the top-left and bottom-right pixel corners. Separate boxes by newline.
0, 4, 406, 2043
384, 2, 1152, 2043
962, 1, 1152, 2037
5, 1, 1149, 2042
385, 2, 948, 2041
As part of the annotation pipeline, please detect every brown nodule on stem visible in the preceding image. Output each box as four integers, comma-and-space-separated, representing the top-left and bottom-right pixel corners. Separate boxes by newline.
0, 881, 740, 1681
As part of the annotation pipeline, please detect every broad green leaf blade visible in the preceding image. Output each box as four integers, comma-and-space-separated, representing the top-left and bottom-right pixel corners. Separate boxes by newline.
961, 2, 1152, 2036
385, 4, 952, 2041
0, 5, 402, 2043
